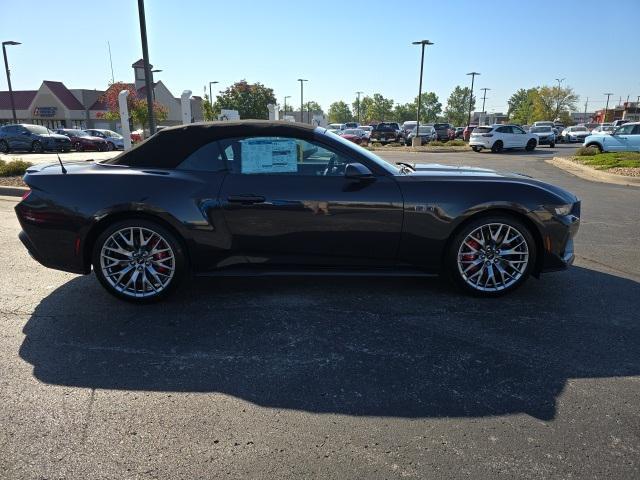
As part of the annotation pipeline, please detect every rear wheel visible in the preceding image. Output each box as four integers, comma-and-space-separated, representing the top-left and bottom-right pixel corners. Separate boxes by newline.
447, 215, 536, 296
525, 139, 536, 151
92, 219, 187, 303
549, 142, 555, 148
31, 141, 43, 153
491, 140, 504, 153
74, 142, 84, 152
0, 140, 8, 153
107, 141, 115, 151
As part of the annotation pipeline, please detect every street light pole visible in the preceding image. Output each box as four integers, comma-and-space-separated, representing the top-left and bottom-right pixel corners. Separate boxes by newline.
466, 72, 480, 127
2, 41, 21, 123
283, 95, 291, 118
412, 40, 434, 141
137, 0, 156, 135
355, 91, 363, 124
554, 77, 565, 120
209, 81, 218, 107
603, 93, 613, 123
150, 69, 162, 101
297, 78, 307, 123
480, 87, 490, 125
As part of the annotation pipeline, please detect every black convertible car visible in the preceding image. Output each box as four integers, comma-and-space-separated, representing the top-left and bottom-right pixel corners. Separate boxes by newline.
15, 121, 580, 302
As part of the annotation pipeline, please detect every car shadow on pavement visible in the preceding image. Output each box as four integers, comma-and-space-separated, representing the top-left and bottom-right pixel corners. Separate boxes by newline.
19, 266, 640, 421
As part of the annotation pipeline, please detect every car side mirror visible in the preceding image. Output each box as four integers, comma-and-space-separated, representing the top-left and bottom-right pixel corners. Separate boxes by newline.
345, 162, 374, 180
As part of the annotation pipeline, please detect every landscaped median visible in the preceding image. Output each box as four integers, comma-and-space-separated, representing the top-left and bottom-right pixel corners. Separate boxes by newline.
367, 140, 470, 153
0, 159, 31, 196
546, 147, 640, 187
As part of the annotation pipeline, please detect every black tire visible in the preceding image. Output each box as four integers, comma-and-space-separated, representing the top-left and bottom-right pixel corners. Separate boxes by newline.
549, 142, 555, 148
491, 140, 504, 153
525, 139, 536, 151
446, 214, 537, 297
586, 142, 603, 153
471, 146, 481, 152
31, 141, 43, 153
74, 142, 84, 152
107, 141, 115, 151
92, 219, 187, 303
0, 140, 8, 153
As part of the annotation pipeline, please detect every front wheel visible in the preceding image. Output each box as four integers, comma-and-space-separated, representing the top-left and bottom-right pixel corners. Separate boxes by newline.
74, 142, 84, 152
586, 142, 603, 153
549, 142, 555, 148
0, 140, 8, 153
447, 215, 536, 296
525, 139, 536, 151
31, 141, 43, 153
107, 141, 115, 151
471, 146, 481, 152
92, 219, 187, 303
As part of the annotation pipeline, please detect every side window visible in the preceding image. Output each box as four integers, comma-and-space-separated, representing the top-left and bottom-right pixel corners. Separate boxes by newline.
617, 124, 635, 135
496, 126, 509, 134
633, 125, 640, 135
512, 126, 525, 134
177, 141, 225, 172
220, 136, 351, 176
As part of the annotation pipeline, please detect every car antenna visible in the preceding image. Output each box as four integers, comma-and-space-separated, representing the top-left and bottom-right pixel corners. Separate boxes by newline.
56, 153, 67, 174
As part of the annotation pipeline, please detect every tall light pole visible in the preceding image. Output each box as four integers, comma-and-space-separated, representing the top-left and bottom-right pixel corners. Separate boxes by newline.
283, 95, 291, 118
137, 0, 156, 135
466, 72, 480, 127
412, 40, 434, 140
583, 97, 589, 123
355, 91, 364, 124
603, 93, 614, 123
480, 87, 490, 125
208, 81, 218, 107
554, 77, 565, 120
2, 41, 21, 123
297, 78, 308, 123
150, 69, 162, 101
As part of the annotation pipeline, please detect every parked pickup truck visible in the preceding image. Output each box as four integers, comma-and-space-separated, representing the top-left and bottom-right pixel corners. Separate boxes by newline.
370, 123, 402, 144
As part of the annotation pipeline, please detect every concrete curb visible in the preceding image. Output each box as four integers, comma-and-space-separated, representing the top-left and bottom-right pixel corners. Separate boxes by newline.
546, 157, 640, 187
0, 185, 28, 197
368, 147, 470, 154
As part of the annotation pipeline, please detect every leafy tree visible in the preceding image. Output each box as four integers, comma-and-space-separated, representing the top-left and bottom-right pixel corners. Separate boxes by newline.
305, 100, 323, 113
532, 85, 578, 122
327, 101, 354, 123
353, 96, 374, 123
365, 93, 394, 122
509, 88, 538, 125
445, 86, 475, 126
202, 93, 217, 121
390, 92, 441, 124
96, 81, 167, 133
213, 80, 276, 119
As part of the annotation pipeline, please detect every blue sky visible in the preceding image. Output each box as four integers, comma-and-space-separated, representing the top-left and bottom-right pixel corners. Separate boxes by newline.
3, 0, 639, 114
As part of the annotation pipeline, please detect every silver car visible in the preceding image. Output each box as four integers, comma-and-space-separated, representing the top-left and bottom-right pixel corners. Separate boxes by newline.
83, 129, 125, 150
561, 126, 590, 143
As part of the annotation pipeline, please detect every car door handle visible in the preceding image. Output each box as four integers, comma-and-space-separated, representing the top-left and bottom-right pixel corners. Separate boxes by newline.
227, 194, 266, 205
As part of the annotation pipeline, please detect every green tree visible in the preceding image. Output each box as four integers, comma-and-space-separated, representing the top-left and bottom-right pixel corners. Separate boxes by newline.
391, 92, 441, 124
532, 85, 578, 122
353, 96, 374, 123
202, 93, 217, 121
213, 80, 276, 119
327, 101, 354, 123
365, 93, 394, 122
305, 100, 323, 113
445, 86, 475, 126
509, 88, 538, 125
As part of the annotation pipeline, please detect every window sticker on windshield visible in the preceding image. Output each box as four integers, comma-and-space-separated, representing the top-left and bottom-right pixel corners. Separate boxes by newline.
240, 138, 298, 174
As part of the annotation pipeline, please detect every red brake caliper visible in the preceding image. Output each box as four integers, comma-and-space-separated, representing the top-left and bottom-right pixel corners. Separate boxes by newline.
462, 239, 480, 273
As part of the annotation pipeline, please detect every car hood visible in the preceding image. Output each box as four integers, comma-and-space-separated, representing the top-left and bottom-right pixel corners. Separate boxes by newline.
404, 163, 577, 202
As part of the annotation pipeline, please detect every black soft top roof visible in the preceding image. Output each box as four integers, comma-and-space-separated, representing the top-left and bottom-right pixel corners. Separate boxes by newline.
104, 121, 319, 168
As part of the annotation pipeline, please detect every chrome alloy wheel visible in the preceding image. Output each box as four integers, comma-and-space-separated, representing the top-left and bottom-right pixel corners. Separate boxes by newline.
457, 223, 529, 292
99, 227, 175, 298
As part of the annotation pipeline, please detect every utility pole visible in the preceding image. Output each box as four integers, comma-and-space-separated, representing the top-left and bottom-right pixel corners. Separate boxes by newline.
2, 40, 21, 123
137, 0, 156, 135
412, 40, 434, 141
297, 78, 307, 123
283, 95, 291, 118
466, 72, 480, 127
107, 41, 115, 84
480, 87, 490, 125
209, 81, 218, 107
603, 93, 614, 123
355, 91, 364, 124
554, 78, 565, 120
583, 97, 589, 123
636, 95, 640, 121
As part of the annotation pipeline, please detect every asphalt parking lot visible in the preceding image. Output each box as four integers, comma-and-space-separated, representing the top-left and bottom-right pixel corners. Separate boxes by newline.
1, 144, 639, 479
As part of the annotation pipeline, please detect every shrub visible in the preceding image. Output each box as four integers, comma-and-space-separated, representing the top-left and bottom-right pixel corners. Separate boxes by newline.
576, 146, 598, 157
0, 159, 33, 177
429, 140, 445, 146
445, 139, 466, 146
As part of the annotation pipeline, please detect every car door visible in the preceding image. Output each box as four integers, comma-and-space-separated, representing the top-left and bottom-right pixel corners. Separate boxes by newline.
218, 135, 404, 267
606, 124, 636, 151
495, 126, 513, 147
511, 125, 529, 147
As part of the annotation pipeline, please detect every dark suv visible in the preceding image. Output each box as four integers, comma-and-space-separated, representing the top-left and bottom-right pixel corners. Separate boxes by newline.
431, 122, 452, 141
370, 123, 402, 144
0, 124, 71, 153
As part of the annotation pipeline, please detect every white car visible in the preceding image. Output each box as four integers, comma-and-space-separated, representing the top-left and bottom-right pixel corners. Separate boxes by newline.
590, 124, 615, 135
359, 125, 373, 139
561, 126, 591, 143
327, 123, 346, 131
469, 124, 538, 153
584, 122, 640, 152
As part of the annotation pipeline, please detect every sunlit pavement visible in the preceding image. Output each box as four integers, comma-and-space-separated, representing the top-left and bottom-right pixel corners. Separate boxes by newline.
1, 145, 639, 479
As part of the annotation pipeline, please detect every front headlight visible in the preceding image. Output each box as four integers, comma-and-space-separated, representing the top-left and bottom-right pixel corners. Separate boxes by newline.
549, 204, 572, 216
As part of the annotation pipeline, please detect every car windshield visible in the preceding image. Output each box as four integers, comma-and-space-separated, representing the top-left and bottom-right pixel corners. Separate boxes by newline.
413, 127, 433, 134
433, 124, 449, 129
25, 125, 50, 134
103, 130, 122, 138
530, 127, 552, 133
325, 129, 399, 175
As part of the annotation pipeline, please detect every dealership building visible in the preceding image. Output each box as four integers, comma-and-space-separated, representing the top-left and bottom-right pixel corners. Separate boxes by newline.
0, 59, 204, 131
